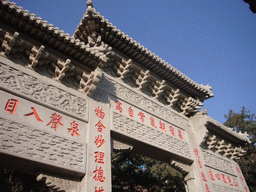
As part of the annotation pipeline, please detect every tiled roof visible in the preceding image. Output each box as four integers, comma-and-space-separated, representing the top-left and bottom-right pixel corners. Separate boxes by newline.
207, 117, 251, 143
0, 0, 106, 69
74, 1, 214, 100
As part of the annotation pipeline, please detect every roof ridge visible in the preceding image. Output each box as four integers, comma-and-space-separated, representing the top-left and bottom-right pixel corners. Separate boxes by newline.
75, 2, 214, 99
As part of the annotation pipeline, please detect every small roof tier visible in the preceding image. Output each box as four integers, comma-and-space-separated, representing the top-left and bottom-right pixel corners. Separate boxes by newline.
74, 0, 214, 101
0, 0, 106, 70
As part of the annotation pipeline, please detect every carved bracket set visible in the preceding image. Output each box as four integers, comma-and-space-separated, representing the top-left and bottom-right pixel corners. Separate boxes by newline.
203, 134, 247, 160
0, 29, 102, 97
101, 52, 204, 116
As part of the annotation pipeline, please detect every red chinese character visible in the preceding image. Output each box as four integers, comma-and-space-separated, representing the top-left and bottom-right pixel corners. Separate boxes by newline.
5, 99, 19, 114
128, 107, 134, 118
138, 112, 145, 122
178, 130, 183, 139
198, 159, 203, 168
150, 117, 157, 128
222, 174, 228, 184
93, 166, 105, 182
159, 121, 166, 132
24, 107, 43, 122
233, 178, 239, 187
194, 148, 200, 158
68, 121, 80, 136
201, 171, 207, 182
95, 186, 104, 192
244, 186, 248, 192
240, 176, 245, 183
47, 113, 63, 131
95, 135, 105, 148
205, 184, 210, 192
226, 176, 233, 186
209, 169, 215, 181
95, 151, 105, 164
169, 126, 175, 136
236, 166, 241, 174
215, 174, 221, 180
115, 100, 123, 113
95, 107, 105, 119
95, 120, 106, 132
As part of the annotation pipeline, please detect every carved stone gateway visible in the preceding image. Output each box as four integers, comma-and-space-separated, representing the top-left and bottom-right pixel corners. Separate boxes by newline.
0, 0, 251, 191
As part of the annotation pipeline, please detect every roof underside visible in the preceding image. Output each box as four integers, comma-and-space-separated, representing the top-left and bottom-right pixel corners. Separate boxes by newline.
74, 2, 214, 101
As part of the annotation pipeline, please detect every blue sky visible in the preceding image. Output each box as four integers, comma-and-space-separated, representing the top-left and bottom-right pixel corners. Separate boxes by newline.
14, 0, 256, 124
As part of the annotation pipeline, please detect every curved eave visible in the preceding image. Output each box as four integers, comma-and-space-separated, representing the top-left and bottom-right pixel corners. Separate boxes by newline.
74, 10, 214, 100
0, 0, 104, 69
206, 117, 251, 144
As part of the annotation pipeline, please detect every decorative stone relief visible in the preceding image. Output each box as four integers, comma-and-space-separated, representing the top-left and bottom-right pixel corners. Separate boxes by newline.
98, 74, 190, 130
202, 150, 235, 174
37, 173, 80, 192
112, 139, 133, 150
112, 112, 192, 159
0, 63, 87, 118
0, 117, 85, 171
212, 183, 242, 192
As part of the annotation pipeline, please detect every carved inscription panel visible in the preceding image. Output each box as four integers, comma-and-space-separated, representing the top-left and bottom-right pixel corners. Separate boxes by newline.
0, 62, 88, 120
112, 112, 192, 160
98, 74, 190, 130
202, 150, 235, 175
0, 117, 86, 174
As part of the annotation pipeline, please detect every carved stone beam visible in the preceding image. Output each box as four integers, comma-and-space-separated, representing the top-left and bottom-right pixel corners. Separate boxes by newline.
165, 88, 180, 107
152, 80, 166, 99
37, 173, 80, 192
52, 59, 75, 81
115, 59, 132, 80
78, 67, 102, 97
28, 45, 49, 68
170, 160, 190, 175
135, 70, 150, 90
2, 31, 22, 56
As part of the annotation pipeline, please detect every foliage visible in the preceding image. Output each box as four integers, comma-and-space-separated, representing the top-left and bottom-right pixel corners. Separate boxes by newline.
1, 169, 52, 192
112, 149, 186, 192
243, 0, 256, 13
224, 107, 256, 191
